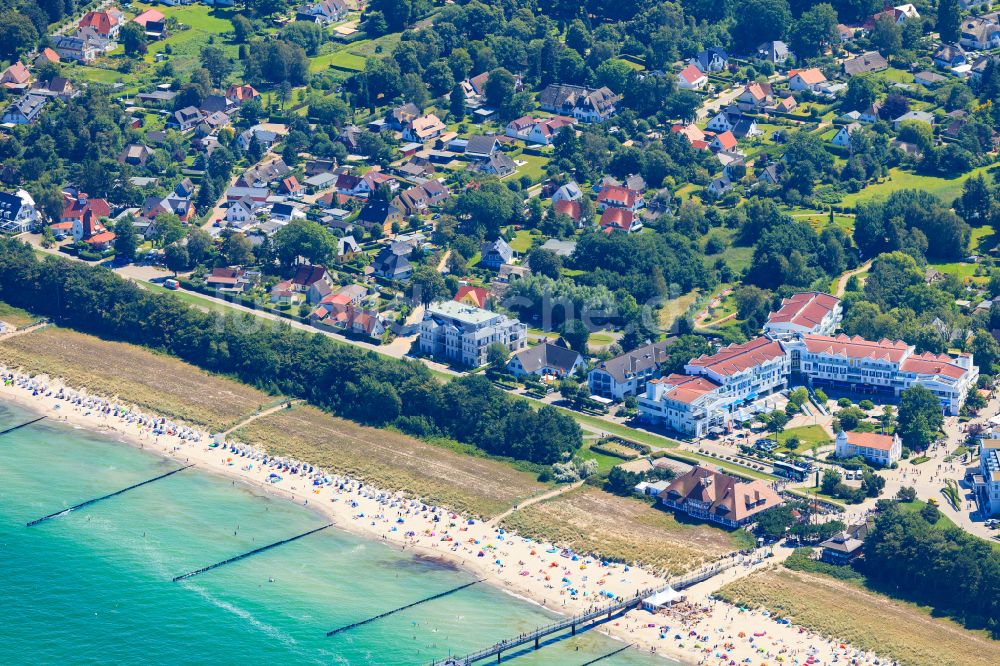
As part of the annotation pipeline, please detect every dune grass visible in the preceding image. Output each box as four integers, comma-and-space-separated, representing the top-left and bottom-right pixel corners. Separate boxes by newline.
234, 405, 548, 519
0, 327, 274, 430
0, 302, 40, 328
501, 486, 748, 574
717, 567, 1000, 666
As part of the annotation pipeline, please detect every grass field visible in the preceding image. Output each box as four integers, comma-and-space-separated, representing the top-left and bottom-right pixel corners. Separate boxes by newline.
139, 282, 236, 315
234, 405, 548, 518
0, 327, 274, 430
928, 261, 987, 284
501, 486, 747, 574
514, 152, 548, 183
508, 228, 535, 253
137, 4, 239, 78
841, 164, 998, 209
0, 302, 40, 328
777, 424, 832, 452
717, 567, 1000, 666
309, 50, 367, 73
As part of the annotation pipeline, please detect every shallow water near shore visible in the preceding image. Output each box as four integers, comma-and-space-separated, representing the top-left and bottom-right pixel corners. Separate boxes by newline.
0, 402, 673, 666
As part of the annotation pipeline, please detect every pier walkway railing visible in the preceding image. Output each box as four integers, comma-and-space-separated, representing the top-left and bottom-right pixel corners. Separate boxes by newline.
431, 561, 732, 665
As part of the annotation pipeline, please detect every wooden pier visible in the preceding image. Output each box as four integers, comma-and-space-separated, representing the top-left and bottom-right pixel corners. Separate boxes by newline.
430, 562, 730, 665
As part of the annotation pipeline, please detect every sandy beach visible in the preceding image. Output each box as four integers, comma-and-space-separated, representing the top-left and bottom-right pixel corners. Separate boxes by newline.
0, 368, 893, 666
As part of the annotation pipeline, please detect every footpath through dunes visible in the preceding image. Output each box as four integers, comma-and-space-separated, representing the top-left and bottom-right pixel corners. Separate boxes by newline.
500, 486, 749, 576
233, 405, 549, 519
716, 567, 1000, 666
0, 327, 277, 431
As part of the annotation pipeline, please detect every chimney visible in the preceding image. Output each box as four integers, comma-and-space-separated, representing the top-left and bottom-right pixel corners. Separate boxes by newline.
82, 209, 94, 239
78, 192, 88, 205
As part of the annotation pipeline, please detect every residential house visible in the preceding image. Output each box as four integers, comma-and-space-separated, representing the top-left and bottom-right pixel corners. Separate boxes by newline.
553, 199, 583, 223
763, 292, 842, 338
1, 62, 30, 91
78, 9, 122, 39
710, 131, 739, 153
476, 152, 517, 177
507, 342, 585, 379
755, 41, 792, 65
691, 47, 729, 73
835, 431, 902, 466
238, 158, 290, 188
386, 102, 421, 130
657, 466, 784, 527
168, 106, 204, 131
831, 122, 862, 148
394, 180, 449, 215
915, 70, 947, 87
672, 123, 707, 146
736, 82, 774, 110
677, 64, 708, 90
935, 44, 967, 69
34, 48, 60, 67
757, 163, 780, 186
589, 340, 671, 400
279, 176, 304, 196
200, 94, 237, 116
538, 84, 619, 122
707, 175, 734, 196
205, 267, 255, 293
418, 300, 527, 367
788, 68, 827, 92
224, 196, 259, 226
454, 285, 489, 309
270, 202, 306, 222
118, 144, 155, 167
960, 18, 1000, 50
464, 135, 501, 160
238, 125, 280, 151
133, 8, 166, 38
552, 182, 583, 203
52, 35, 97, 63
403, 114, 447, 143
505, 116, 537, 141
596, 185, 643, 212
480, 237, 514, 270
706, 106, 745, 133
30, 77, 76, 101
2, 94, 47, 124
893, 110, 935, 129
599, 208, 640, 233
226, 84, 260, 106
843, 51, 888, 76
0, 189, 37, 234
311, 298, 385, 339
335, 235, 359, 263
295, 0, 348, 24
355, 200, 403, 235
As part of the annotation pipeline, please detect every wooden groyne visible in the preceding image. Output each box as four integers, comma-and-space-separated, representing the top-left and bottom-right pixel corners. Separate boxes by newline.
327, 579, 484, 637
27, 464, 194, 527
0, 415, 47, 437
173, 523, 333, 582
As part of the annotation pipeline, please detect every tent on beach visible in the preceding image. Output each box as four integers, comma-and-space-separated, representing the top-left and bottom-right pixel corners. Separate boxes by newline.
643, 586, 682, 611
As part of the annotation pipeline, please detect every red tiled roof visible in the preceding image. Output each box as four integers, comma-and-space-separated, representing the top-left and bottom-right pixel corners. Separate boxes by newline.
554, 198, 582, 221
79, 10, 119, 35
454, 285, 488, 308
791, 67, 826, 84
801, 334, 910, 363
659, 466, 784, 522
599, 207, 636, 231
713, 131, 738, 151
61, 194, 111, 221
596, 185, 637, 208
133, 8, 165, 26
767, 292, 839, 329
900, 353, 968, 380
85, 231, 116, 245
845, 431, 895, 452
688, 336, 786, 377
678, 64, 705, 85
655, 373, 721, 404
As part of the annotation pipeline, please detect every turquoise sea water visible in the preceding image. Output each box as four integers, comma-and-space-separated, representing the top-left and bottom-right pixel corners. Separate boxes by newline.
0, 402, 674, 666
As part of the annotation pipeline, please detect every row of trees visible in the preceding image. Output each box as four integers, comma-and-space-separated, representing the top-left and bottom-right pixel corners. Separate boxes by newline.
0, 238, 581, 465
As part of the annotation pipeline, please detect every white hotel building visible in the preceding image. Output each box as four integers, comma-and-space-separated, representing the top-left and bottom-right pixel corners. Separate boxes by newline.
639, 337, 789, 437
418, 301, 526, 368
973, 439, 1000, 516
638, 292, 978, 438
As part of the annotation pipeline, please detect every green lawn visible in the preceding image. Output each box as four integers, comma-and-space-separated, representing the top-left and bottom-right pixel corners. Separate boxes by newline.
514, 152, 548, 183
929, 261, 987, 284
776, 424, 832, 453
575, 441, 627, 474
840, 165, 997, 209
309, 50, 367, 73
139, 282, 237, 316
136, 3, 239, 78
69, 65, 126, 84
971, 224, 996, 253
508, 229, 535, 253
